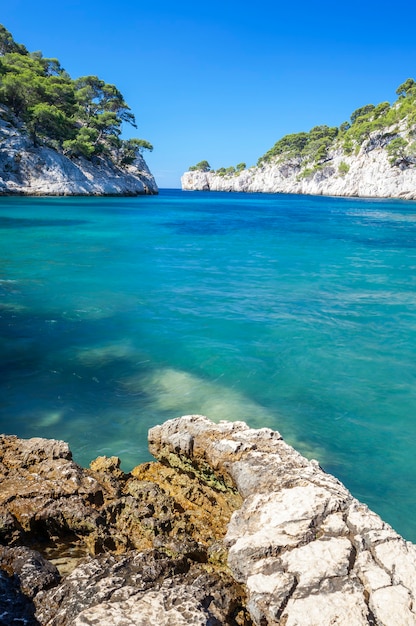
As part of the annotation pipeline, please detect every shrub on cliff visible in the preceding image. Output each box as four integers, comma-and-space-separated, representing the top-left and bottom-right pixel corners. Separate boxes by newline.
189, 160, 211, 172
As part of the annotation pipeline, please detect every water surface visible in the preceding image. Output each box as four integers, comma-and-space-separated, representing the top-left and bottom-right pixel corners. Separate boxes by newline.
1, 189, 416, 540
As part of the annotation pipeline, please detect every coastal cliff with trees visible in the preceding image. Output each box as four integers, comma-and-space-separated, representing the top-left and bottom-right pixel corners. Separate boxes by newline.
0, 25, 157, 195
182, 80, 416, 199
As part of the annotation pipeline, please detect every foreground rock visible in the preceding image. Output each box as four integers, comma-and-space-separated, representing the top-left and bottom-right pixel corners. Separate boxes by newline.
1, 416, 416, 624
0, 110, 158, 196
0, 432, 247, 625
150, 416, 416, 625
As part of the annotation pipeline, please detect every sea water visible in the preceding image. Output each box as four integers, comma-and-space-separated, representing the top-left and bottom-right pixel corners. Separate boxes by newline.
1, 189, 416, 541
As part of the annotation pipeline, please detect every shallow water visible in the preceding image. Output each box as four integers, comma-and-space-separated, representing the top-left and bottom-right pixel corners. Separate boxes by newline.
1, 189, 416, 540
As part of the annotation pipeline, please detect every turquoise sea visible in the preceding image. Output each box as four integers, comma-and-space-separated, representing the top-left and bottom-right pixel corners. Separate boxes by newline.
1, 189, 416, 541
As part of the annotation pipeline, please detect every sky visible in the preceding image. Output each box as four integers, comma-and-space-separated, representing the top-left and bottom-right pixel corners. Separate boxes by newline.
2, 1, 416, 188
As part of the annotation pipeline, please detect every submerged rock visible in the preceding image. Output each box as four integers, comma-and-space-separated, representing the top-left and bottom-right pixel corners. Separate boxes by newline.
1, 415, 416, 624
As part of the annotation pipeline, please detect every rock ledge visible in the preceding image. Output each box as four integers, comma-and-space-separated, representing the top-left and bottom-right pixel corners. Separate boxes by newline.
1, 415, 416, 625
150, 415, 416, 625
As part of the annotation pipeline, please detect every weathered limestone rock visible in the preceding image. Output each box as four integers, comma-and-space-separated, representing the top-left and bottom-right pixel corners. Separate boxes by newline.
149, 415, 416, 625
34, 549, 249, 626
0, 545, 60, 597
181, 125, 416, 199
0, 545, 60, 625
0, 429, 248, 625
0, 433, 241, 559
0, 110, 158, 196
2, 416, 416, 625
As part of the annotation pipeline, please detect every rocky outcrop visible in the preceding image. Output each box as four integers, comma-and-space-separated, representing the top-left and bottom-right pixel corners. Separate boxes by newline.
0, 111, 158, 196
0, 431, 248, 625
1, 416, 416, 625
150, 416, 416, 625
181, 126, 416, 199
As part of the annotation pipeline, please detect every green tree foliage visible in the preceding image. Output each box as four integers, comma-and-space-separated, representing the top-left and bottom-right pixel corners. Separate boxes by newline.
373, 102, 390, 117
0, 24, 152, 163
258, 126, 338, 165
63, 127, 100, 158
258, 132, 309, 164
189, 160, 211, 172
0, 25, 28, 55
350, 104, 375, 124
386, 136, 416, 166
236, 162, 246, 171
119, 138, 153, 165
28, 102, 74, 145
396, 78, 416, 98
257, 78, 416, 169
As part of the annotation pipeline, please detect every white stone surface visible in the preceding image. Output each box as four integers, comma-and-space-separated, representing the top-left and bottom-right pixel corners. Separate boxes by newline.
0, 114, 158, 196
181, 126, 416, 199
73, 587, 208, 626
150, 415, 416, 625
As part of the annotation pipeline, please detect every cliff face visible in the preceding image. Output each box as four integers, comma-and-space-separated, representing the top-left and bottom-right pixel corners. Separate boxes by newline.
182, 126, 416, 200
0, 114, 158, 196
2, 415, 416, 625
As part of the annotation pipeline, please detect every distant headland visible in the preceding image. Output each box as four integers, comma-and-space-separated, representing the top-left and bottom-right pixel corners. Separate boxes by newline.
182, 79, 416, 200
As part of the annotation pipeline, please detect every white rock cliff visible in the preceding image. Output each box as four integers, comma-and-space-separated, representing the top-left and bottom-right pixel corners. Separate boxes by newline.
0, 113, 158, 196
182, 126, 416, 200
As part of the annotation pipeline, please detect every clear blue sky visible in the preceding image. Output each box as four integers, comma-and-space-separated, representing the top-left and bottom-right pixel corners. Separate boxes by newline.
3, 1, 416, 188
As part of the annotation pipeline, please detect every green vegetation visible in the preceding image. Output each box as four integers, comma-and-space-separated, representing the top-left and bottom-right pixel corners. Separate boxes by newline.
0, 25, 152, 164
258, 125, 338, 166
297, 164, 323, 180
338, 161, 350, 176
188, 79, 416, 180
256, 78, 416, 171
189, 160, 211, 171
386, 136, 416, 166
188, 161, 246, 176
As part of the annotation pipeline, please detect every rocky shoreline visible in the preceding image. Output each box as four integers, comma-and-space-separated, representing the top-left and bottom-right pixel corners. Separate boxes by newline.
181, 124, 416, 200
0, 111, 158, 196
1, 415, 416, 625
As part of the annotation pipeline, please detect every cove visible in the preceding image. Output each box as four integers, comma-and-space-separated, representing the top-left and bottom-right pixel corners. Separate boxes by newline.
0, 189, 416, 541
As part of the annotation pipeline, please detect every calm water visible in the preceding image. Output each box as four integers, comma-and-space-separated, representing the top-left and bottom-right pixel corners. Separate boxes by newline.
1, 189, 416, 541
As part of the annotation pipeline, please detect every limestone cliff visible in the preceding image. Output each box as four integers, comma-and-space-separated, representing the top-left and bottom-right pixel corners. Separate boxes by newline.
2, 416, 416, 625
0, 112, 158, 196
182, 123, 416, 200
